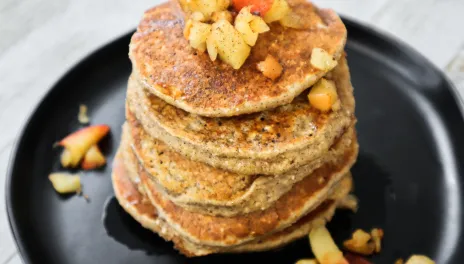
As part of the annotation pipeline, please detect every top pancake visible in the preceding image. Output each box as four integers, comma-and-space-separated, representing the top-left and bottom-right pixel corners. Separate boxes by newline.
129, 0, 347, 116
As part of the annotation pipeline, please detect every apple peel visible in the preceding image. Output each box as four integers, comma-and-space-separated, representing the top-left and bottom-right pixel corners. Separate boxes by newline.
58, 125, 110, 168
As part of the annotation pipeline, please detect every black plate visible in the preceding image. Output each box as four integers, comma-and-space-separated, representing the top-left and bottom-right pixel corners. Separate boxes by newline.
6, 17, 464, 264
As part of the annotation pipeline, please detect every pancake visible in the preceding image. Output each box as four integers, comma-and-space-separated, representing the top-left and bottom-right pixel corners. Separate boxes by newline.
129, 0, 347, 117
127, 56, 356, 175
134, 145, 353, 247
113, 148, 352, 256
127, 55, 354, 160
123, 116, 358, 216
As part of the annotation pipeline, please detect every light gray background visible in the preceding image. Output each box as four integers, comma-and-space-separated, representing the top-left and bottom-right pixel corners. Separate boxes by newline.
1, 0, 464, 263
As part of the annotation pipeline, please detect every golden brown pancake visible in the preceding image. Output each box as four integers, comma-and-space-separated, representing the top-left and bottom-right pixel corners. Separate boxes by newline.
113, 148, 352, 256
127, 56, 356, 175
127, 55, 354, 159
135, 148, 353, 247
129, 0, 347, 117
123, 115, 358, 216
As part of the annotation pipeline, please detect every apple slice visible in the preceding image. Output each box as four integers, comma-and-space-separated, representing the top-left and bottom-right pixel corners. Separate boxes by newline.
343, 229, 375, 255
49, 173, 81, 194
309, 225, 348, 264
58, 125, 110, 168
405, 255, 435, 264
81, 145, 106, 170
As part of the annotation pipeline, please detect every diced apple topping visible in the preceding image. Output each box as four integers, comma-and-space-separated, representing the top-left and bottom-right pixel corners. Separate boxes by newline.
191, 11, 207, 22
249, 16, 270, 33
235, 6, 269, 46
78, 104, 90, 124
58, 124, 110, 168
257, 54, 282, 80
405, 256, 435, 264
232, 0, 273, 16
311, 48, 338, 71
263, 0, 290, 23
211, 20, 251, 69
81, 145, 106, 170
370, 228, 384, 253
180, 0, 230, 19
211, 10, 233, 23
308, 78, 338, 112
187, 21, 212, 53
343, 228, 384, 256
295, 259, 318, 264
49, 173, 81, 194
309, 225, 348, 264
343, 229, 376, 255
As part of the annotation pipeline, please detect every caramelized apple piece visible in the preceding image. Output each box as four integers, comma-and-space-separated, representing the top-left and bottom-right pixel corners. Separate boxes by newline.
310, 48, 338, 71
182, 0, 230, 18
309, 226, 348, 264
263, 0, 290, 23
49, 173, 81, 194
78, 104, 89, 124
187, 21, 212, 52
308, 78, 338, 112
211, 10, 233, 23
232, 0, 273, 15
81, 145, 106, 170
206, 35, 218, 61
257, 54, 282, 80
370, 228, 384, 253
211, 20, 250, 69
343, 229, 375, 255
405, 255, 435, 264
235, 6, 268, 46
191, 11, 206, 22
249, 16, 270, 33
58, 125, 110, 167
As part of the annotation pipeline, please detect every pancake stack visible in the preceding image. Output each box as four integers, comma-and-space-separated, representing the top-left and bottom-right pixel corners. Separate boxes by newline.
112, 0, 358, 257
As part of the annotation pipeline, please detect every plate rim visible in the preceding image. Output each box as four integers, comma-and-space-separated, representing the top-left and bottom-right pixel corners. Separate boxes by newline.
5, 17, 464, 264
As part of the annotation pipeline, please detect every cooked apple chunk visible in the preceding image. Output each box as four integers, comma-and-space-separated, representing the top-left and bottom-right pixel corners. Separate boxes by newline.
257, 54, 282, 80
78, 104, 89, 124
211, 10, 233, 23
58, 125, 110, 168
263, 0, 290, 23
187, 21, 212, 52
308, 78, 338, 112
181, 0, 230, 18
405, 256, 435, 264
249, 16, 270, 33
211, 20, 251, 69
49, 173, 81, 194
343, 229, 376, 255
309, 225, 348, 264
311, 48, 338, 71
81, 145, 106, 170
235, 7, 269, 46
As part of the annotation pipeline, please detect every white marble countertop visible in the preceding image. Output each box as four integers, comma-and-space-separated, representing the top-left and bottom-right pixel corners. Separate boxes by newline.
1, 0, 464, 263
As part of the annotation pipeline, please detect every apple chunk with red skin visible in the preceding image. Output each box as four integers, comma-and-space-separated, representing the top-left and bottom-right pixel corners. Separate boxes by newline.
58, 125, 110, 168
81, 145, 106, 170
